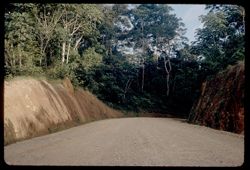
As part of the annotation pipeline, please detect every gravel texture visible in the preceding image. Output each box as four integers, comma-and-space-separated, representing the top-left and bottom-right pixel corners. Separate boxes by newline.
4, 117, 244, 166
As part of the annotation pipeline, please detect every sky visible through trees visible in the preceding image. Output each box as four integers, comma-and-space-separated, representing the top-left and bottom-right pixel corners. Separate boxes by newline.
170, 5, 208, 43
4, 4, 245, 117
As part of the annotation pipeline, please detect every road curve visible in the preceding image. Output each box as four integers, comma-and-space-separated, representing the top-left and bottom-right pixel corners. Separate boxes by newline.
4, 117, 244, 166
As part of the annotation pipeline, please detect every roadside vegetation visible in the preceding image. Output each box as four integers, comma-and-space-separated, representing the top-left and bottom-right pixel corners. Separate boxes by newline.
5, 4, 245, 118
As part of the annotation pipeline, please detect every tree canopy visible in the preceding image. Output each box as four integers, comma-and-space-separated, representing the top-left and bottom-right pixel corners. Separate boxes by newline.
4, 4, 245, 117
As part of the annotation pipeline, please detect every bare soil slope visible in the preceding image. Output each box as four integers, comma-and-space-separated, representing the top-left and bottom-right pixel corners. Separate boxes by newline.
4, 77, 122, 145
188, 61, 244, 133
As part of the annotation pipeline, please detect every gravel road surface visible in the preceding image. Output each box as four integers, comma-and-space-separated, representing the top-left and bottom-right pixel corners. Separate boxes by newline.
4, 117, 244, 166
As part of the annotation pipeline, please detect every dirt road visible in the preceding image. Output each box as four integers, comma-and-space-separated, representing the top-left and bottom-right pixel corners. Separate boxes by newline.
4, 117, 244, 166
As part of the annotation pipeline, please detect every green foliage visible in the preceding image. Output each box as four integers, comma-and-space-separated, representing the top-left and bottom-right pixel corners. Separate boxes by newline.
4, 3, 103, 78
193, 5, 245, 75
82, 47, 103, 71
5, 4, 41, 76
4, 4, 245, 118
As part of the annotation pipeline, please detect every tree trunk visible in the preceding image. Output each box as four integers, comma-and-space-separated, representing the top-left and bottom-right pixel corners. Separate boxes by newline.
10, 43, 15, 67
4, 48, 11, 67
19, 54, 22, 68
66, 42, 71, 64
18, 45, 22, 68
73, 36, 83, 51
141, 63, 145, 92
166, 73, 170, 96
12, 49, 15, 67
40, 44, 43, 67
62, 42, 66, 64
123, 78, 132, 101
164, 56, 171, 96
39, 57, 42, 67
45, 55, 47, 68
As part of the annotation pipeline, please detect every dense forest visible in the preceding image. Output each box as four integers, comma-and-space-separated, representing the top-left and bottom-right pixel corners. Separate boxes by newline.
4, 4, 245, 117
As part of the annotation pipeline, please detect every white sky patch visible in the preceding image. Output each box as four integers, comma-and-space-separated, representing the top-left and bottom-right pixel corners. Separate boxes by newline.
128, 4, 138, 10
181, 5, 206, 22
170, 4, 208, 43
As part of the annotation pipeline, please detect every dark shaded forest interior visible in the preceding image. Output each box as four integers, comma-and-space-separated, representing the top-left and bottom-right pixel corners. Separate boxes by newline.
4, 4, 245, 133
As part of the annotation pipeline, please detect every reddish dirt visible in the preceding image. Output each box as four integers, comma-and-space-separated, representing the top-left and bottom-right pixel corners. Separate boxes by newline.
4, 77, 122, 145
189, 61, 244, 134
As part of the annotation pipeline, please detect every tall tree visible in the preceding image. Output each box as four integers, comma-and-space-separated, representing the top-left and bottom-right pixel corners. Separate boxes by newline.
130, 4, 186, 95
193, 5, 245, 74
98, 4, 123, 56
59, 4, 103, 65
5, 4, 40, 75
31, 4, 62, 67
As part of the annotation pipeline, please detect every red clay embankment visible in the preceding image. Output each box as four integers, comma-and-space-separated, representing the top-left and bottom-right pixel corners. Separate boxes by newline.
188, 61, 244, 134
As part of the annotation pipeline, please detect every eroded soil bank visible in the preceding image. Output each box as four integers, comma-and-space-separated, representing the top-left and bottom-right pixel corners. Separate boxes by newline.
4, 77, 122, 145
188, 61, 244, 134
